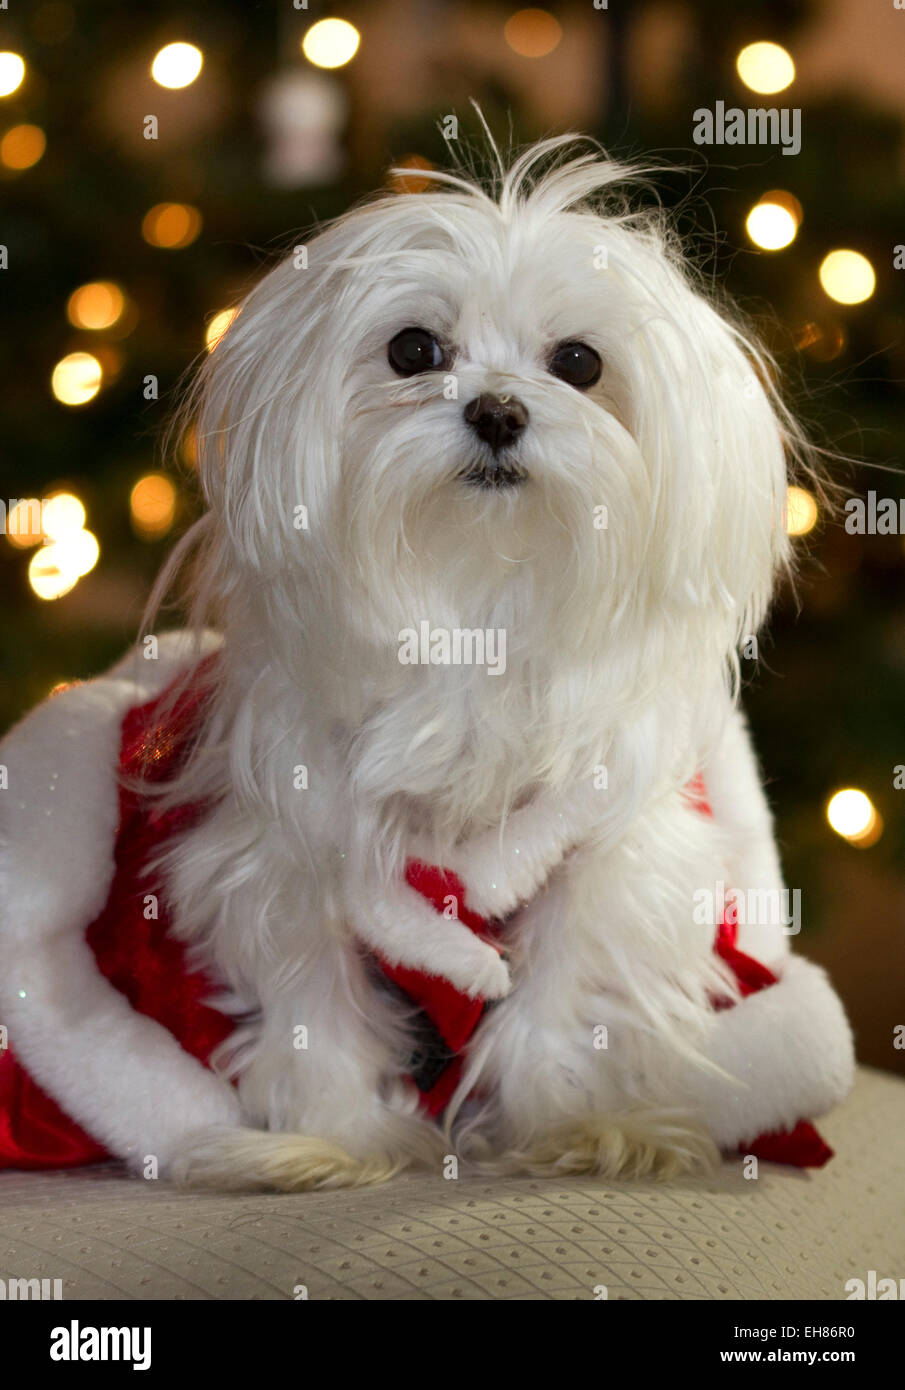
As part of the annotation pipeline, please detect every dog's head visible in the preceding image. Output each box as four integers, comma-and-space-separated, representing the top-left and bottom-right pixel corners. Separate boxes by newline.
187, 138, 797, 688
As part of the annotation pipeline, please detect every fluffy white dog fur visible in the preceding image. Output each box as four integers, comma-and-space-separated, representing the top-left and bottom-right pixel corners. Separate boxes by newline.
0, 138, 855, 1190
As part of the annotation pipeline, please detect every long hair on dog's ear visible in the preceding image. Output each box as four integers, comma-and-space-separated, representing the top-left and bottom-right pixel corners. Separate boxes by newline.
576, 202, 801, 693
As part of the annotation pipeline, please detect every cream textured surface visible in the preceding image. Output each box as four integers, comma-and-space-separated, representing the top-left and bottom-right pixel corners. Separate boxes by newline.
0, 1066, 902, 1301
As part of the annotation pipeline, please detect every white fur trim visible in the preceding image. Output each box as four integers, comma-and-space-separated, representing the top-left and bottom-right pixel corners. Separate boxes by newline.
0, 632, 239, 1167
681, 954, 856, 1150
701, 705, 791, 966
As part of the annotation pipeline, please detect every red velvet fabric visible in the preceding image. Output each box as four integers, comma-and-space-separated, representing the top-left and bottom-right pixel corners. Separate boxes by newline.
0, 664, 831, 1170
0, 664, 231, 1169
383, 862, 501, 1116
0, 1060, 108, 1170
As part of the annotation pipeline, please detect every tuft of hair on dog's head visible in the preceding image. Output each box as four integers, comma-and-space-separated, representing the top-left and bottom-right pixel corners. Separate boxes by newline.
150, 133, 816, 731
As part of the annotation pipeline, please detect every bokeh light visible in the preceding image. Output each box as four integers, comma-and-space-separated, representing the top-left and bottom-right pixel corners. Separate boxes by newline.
54, 527, 99, 577
761, 189, 803, 224
205, 306, 238, 351
504, 9, 562, 58
151, 42, 203, 89
390, 154, 434, 194
14, 490, 98, 599
28, 544, 79, 600
746, 194, 800, 251
66, 281, 126, 330
42, 492, 86, 539
302, 19, 360, 69
785, 485, 818, 537
7, 491, 97, 588
0, 53, 26, 98
0, 124, 46, 170
27, 509, 99, 598
819, 249, 876, 305
142, 202, 202, 249
736, 41, 795, 94
50, 352, 102, 405
130, 473, 177, 540
826, 789, 882, 847
794, 319, 846, 362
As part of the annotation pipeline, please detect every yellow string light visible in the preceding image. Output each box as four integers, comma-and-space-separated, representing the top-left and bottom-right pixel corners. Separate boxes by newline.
785, 485, 818, 537
142, 203, 202, 250
151, 43, 203, 89
302, 19, 360, 69
736, 42, 795, 94
746, 192, 801, 251
819, 250, 876, 305
205, 307, 238, 351
66, 282, 126, 331
826, 789, 882, 847
0, 53, 26, 98
51, 353, 103, 406
504, 9, 562, 58
130, 474, 177, 540
0, 124, 45, 169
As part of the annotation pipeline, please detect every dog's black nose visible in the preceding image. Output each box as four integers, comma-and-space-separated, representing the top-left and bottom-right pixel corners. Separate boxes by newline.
464, 394, 528, 453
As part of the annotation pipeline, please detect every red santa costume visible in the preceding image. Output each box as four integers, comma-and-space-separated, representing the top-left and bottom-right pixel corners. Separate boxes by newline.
0, 652, 834, 1171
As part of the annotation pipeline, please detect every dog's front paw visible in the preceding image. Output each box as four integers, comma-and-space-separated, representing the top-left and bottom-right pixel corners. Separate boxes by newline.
498, 1110, 719, 1181
459, 879, 515, 924
440, 935, 512, 1000
466, 944, 512, 1001
448, 843, 535, 922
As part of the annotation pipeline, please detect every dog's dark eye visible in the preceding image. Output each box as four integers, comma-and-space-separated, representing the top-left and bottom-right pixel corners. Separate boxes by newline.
549, 341, 602, 390
387, 327, 449, 376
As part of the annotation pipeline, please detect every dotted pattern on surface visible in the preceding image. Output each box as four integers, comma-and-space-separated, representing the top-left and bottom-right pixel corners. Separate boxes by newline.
0, 1066, 902, 1301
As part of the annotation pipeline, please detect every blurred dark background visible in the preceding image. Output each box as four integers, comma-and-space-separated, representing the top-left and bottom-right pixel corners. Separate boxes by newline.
1, 0, 902, 1071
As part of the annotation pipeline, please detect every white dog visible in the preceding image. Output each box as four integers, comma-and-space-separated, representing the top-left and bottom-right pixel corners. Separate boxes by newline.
0, 138, 854, 1190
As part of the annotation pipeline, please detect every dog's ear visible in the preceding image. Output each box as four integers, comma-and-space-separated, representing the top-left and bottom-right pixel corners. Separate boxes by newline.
187, 246, 345, 582
615, 245, 795, 656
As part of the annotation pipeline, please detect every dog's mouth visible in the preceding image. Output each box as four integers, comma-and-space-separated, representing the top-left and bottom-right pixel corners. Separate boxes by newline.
458, 459, 529, 491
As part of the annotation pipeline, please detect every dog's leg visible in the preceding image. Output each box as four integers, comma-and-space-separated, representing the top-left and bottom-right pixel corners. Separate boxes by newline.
451, 705, 790, 937
479, 1110, 720, 1180
453, 812, 730, 1179
345, 870, 512, 998
444, 775, 603, 920
482, 952, 854, 1177
170, 1082, 445, 1194
458, 783, 854, 1173
170, 950, 446, 1192
170, 1129, 409, 1192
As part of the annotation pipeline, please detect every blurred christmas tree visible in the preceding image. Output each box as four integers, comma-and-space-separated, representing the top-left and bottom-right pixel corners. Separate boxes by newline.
586, 0, 905, 893
0, 0, 365, 723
